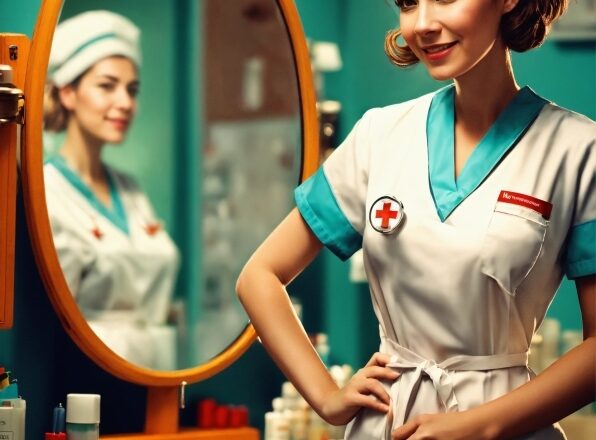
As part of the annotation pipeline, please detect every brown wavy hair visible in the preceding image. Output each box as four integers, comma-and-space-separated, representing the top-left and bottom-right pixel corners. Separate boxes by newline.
385, 0, 569, 68
43, 83, 69, 132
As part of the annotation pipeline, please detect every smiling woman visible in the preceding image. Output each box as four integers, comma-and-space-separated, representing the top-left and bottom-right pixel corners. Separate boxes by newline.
236, 0, 595, 439
42, 10, 181, 370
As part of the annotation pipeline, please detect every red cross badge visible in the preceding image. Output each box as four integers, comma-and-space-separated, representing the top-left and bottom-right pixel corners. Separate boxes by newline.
369, 196, 405, 234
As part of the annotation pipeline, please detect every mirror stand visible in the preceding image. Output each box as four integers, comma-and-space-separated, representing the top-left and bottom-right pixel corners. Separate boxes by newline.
0, 33, 28, 330
101, 386, 259, 440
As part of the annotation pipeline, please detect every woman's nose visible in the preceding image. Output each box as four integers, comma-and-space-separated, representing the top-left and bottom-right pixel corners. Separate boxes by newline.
414, 3, 441, 37
115, 88, 135, 111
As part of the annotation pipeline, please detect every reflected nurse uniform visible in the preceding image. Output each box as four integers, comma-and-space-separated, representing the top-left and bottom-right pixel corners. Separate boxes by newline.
45, 156, 180, 370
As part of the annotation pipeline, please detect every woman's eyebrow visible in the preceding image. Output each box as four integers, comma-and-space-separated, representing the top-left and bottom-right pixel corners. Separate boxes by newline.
94, 74, 120, 81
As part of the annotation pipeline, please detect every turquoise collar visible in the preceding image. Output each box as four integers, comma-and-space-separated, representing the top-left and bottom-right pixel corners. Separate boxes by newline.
46, 155, 130, 235
427, 84, 548, 221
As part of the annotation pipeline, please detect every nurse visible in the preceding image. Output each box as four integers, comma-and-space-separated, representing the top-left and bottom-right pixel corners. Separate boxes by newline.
43, 11, 180, 370
237, 1, 594, 439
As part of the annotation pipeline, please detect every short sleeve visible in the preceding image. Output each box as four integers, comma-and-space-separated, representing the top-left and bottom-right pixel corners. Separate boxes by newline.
294, 110, 374, 260
565, 140, 596, 279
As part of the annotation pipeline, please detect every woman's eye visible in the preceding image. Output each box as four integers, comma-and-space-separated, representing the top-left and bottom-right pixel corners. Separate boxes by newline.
395, 0, 418, 11
98, 83, 115, 91
127, 85, 139, 98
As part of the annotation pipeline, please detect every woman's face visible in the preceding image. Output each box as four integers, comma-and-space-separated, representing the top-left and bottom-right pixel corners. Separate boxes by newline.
61, 57, 139, 144
398, 0, 514, 81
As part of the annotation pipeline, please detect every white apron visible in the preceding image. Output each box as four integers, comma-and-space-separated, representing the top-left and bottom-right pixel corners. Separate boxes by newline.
294, 85, 595, 439
44, 157, 181, 370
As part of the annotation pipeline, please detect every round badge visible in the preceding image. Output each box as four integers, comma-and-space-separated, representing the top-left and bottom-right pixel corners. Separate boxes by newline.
369, 196, 405, 234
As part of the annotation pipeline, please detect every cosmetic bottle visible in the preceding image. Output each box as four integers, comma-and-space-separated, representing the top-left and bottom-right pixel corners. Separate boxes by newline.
44, 403, 66, 440
528, 333, 543, 372
290, 398, 310, 440
66, 394, 100, 440
539, 318, 560, 369
315, 334, 330, 367
0, 397, 26, 440
264, 397, 289, 440
307, 410, 329, 440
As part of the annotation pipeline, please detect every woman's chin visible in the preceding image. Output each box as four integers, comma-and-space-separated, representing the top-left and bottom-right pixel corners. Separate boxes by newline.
427, 69, 456, 82
102, 132, 128, 145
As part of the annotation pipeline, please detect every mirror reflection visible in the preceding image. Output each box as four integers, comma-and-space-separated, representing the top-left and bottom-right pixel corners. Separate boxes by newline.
42, 0, 302, 371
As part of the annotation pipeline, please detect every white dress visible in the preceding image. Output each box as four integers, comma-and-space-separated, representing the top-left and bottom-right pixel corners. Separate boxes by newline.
295, 85, 595, 439
44, 156, 181, 370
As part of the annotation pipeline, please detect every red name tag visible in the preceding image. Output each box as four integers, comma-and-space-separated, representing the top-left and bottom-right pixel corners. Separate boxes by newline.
498, 191, 553, 220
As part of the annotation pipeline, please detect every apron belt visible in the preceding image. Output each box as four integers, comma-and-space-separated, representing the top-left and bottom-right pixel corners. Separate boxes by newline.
381, 337, 528, 437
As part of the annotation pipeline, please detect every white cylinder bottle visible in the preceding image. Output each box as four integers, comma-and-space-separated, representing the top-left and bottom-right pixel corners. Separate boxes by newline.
66, 394, 100, 440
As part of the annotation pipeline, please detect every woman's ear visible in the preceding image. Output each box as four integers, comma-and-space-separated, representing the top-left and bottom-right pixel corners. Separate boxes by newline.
502, 0, 520, 14
58, 85, 77, 111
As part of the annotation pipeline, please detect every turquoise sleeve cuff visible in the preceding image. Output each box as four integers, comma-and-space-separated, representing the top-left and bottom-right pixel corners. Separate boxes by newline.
294, 168, 362, 261
565, 219, 596, 279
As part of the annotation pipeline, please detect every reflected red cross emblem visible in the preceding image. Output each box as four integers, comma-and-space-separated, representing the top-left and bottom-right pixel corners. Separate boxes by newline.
369, 196, 405, 234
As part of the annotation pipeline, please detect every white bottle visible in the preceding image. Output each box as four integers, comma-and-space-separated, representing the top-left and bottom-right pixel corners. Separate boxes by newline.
282, 382, 300, 410
307, 410, 329, 440
315, 334, 330, 367
66, 394, 100, 440
539, 318, 561, 369
290, 398, 310, 440
528, 333, 544, 373
264, 397, 290, 440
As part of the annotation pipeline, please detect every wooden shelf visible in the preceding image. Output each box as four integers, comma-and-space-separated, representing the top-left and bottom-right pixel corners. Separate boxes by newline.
101, 427, 259, 440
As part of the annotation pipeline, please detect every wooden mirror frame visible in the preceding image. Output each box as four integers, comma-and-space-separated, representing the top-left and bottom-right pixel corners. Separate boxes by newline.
22, 0, 319, 388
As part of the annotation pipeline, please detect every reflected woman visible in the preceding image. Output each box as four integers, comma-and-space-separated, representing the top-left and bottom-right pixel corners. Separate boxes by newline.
43, 10, 180, 370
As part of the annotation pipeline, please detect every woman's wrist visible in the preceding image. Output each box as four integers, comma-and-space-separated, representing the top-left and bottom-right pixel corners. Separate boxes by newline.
467, 406, 502, 440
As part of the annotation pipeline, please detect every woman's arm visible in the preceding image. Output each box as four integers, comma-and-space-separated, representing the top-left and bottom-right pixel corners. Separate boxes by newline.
391, 275, 596, 440
236, 208, 398, 424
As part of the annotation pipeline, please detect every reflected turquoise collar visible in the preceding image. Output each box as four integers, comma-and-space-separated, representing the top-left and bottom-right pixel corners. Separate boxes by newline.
46, 155, 130, 235
427, 84, 548, 222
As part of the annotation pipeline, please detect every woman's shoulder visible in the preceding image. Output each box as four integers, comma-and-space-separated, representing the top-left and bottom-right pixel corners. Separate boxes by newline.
43, 156, 66, 189
540, 101, 595, 130
538, 101, 595, 155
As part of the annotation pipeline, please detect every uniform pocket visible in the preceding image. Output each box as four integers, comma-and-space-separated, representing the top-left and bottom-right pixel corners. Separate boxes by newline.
480, 202, 548, 296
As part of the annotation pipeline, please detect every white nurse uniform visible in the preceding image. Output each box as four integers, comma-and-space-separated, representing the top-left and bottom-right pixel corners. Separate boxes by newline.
44, 156, 181, 370
295, 85, 595, 439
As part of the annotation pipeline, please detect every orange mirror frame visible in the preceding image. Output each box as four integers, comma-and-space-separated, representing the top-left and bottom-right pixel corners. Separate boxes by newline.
22, 0, 318, 388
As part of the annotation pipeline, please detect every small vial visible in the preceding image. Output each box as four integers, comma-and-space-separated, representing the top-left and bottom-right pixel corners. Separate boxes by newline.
66, 394, 100, 440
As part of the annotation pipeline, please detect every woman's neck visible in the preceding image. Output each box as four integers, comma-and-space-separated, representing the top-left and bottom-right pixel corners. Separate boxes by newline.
60, 122, 106, 184
453, 41, 519, 136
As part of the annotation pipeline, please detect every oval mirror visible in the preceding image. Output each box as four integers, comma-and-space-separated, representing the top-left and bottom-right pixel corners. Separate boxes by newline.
23, 0, 318, 386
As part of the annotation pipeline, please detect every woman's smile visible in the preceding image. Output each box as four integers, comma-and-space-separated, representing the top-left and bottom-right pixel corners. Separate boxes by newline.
421, 41, 458, 61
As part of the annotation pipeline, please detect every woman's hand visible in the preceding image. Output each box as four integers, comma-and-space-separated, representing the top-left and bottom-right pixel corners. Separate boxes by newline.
391, 410, 497, 440
320, 352, 400, 426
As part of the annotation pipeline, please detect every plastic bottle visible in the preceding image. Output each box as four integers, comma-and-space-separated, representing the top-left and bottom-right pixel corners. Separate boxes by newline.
539, 318, 561, 368
291, 398, 310, 440
264, 397, 290, 440
66, 394, 100, 440
307, 410, 329, 440
282, 382, 300, 410
315, 334, 330, 367
528, 333, 544, 372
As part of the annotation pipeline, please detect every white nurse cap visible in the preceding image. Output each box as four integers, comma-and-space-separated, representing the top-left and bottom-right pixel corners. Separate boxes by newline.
48, 10, 141, 87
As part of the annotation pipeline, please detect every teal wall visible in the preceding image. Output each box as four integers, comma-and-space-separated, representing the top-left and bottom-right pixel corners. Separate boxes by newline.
1, 1, 594, 439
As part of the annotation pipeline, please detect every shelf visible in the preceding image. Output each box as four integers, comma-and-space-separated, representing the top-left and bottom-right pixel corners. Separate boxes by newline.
101, 427, 259, 440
